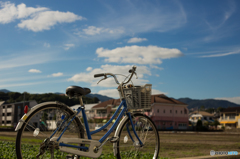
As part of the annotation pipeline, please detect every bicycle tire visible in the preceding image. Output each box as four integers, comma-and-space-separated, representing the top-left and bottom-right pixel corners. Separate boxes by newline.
16, 103, 84, 159
116, 113, 160, 159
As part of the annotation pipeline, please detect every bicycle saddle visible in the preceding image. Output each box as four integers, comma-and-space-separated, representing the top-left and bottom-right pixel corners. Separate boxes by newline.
66, 86, 91, 97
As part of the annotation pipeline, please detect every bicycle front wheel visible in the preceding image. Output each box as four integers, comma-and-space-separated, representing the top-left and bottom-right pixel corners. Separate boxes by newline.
116, 113, 160, 159
16, 102, 84, 159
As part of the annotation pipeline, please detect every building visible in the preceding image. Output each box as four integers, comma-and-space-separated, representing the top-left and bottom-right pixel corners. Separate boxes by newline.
91, 94, 189, 130
189, 111, 214, 126
92, 99, 120, 119
71, 103, 99, 119
149, 94, 189, 130
219, 107, 240, 128
0, 100, 38, 128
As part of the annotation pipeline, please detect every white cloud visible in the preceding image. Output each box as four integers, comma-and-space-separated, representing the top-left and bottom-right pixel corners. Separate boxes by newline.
199, 49, 240, 58
96, 45, 183, 64
68, 64, 150, 87
0, 2, 84, 32
64, 44, 75, 50
98, 89, 119, 98
28, 69, 41, 73
150, 65, 163, 70
0, 51, 55, 70
155, 74, 159, 77
152, 89, 167, 95
128, 37, 147, 43
18, 11, 83, 32
51, 72, 63, 77
44, 42, 50, 48
0, 2, 48, 24
75, 26, 125, 36
86, 67, 92, 71
215, 97, 240, 105
0, 81, 44, 88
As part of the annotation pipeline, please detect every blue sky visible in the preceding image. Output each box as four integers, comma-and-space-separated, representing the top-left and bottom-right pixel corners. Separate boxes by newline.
0, 0, 240, 104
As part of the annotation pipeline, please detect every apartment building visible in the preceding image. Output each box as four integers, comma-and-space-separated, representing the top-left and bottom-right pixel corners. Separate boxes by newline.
219, 107, 240, 128
0, 100, 38, 127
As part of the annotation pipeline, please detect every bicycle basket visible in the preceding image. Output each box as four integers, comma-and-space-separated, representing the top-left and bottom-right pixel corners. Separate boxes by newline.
119, 84, 152, 109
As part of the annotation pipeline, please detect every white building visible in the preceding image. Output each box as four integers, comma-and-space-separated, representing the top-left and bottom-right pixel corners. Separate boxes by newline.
70, 103, 98, 119
189, 111, 214, 125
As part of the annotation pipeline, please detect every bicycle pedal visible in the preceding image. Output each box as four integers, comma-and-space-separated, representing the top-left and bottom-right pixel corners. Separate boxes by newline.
109, 137, 119, 143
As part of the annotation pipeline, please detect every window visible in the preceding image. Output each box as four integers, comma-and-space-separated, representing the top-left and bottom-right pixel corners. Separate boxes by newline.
170, 110, 172, 113
7, 105, 11, 108
163, 110, 165, 113
2, 113, 5, 116
175, 110, 177, 114
184, 108, 187, 114
6, 121, 11, 124
7, 113, 11, 116
204, 117, 207, 120
181, 110, 182, 114
209, 117, 212, 120
2, 121, 4, 124
157, 109, 159, 113
3, 106, 5, 108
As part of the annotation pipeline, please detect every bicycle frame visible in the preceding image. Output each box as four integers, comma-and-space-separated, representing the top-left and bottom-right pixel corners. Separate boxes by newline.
53, 99, 143, 150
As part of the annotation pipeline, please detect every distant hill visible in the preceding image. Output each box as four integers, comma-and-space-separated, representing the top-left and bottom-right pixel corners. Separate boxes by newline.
177, 98, 240, 109
86, 94, 113, 102
0, 89, 11, 93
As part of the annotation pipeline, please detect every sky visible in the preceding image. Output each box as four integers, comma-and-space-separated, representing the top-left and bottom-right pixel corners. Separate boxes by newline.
0, 0, 240, 104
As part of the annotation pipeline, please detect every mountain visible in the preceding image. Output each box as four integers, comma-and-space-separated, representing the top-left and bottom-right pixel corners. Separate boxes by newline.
0, 89, 11, 93
86, 94, 113, 102
177, 98, 240, 109
52, 92, 113, 102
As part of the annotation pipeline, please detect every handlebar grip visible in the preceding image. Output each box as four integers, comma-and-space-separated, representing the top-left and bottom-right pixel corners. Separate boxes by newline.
94, 73, 105, 78
129, 69, 133, 73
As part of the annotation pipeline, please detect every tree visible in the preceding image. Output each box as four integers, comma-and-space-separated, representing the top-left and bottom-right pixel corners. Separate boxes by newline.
206, 108, 215, 114
213, 120, 220, 126
200, 105, 205, 111
196, 120, 202, 127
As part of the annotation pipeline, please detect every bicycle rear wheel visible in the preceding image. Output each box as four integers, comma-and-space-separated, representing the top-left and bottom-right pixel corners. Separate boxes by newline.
16, 103, 84, 159
116, 114, 160, 159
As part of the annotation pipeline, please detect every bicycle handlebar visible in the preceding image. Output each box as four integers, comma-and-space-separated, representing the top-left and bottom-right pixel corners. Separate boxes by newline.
94, 73, 105, 78
94, 66, 137, 85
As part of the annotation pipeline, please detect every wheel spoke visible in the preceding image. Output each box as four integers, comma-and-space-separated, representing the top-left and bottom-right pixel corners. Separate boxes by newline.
116, 114, 160, 159
16, 104, 84, 159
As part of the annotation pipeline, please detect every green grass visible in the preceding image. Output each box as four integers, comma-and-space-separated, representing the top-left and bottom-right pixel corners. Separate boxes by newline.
0, 141, 167, 159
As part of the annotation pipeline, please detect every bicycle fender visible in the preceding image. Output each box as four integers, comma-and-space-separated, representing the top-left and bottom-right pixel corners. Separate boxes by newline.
15, 101, 73, 131
113, 115, 129, 156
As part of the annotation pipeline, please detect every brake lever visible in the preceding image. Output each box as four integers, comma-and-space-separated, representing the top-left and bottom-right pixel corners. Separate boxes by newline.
97, 75, 107, 84
134, 72, 138, 79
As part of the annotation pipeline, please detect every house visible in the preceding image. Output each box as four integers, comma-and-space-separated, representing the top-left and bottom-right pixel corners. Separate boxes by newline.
189, 111, 214, 126
149, 94, 189, 130
71, 103, 99, 119
91, 94, 189, 130
92, 99, 121, 119
0, 100, 38, 128
219, 107, 240, 128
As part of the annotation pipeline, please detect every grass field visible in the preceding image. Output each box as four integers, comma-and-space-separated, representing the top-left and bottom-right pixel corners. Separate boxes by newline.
0, 131, 240, 159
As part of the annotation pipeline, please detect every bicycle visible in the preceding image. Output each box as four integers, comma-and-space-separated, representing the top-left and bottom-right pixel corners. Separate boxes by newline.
15, 66, 160, 159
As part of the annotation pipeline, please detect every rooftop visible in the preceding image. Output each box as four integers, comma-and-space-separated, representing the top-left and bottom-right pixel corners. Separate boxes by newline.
221, 107, 240, 113
92, 94, 187, 109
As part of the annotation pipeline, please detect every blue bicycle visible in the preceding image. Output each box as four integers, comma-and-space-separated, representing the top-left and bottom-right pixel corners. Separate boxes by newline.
15, 66, 160, 159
